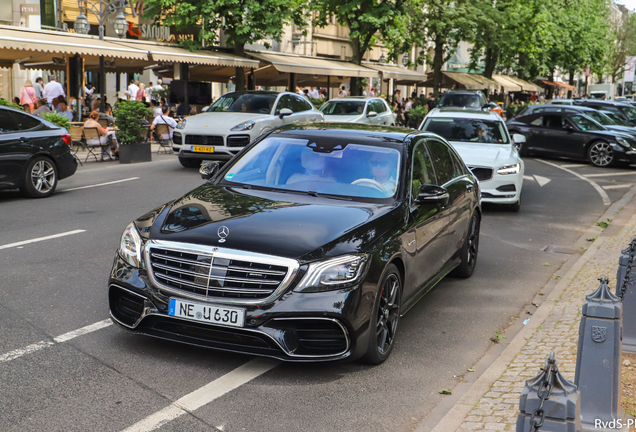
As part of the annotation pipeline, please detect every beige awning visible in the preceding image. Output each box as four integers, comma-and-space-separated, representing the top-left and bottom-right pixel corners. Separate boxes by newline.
504, 76, 543, 92
248, 51, 377, 78
363, 62, 423, 84
0, 25, 147, 70
421, 71, 497, 90
492, 75, 522, 92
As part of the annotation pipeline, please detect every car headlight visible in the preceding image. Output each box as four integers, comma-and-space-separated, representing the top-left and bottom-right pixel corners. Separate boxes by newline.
497, 163, 520, 175
293, 254, 369, 293
231, 120, 256, 131
118, 222, 143, 268
616, 137, 632, 148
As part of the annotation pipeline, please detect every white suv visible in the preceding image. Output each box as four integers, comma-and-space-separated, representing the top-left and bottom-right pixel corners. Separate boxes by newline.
320, 97, 395, 125
419, 108, 525, 211
173, 91, 324, 167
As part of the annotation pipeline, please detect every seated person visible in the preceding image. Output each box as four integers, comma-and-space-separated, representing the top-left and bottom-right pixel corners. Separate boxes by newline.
286, 147, 335, 185
84, 110, 119, 159
470, 125, 495, 143
151, 106, 178, 140
32, 99, 51, 118
57, 97, 74, 121
99, 103, 115, 126
353, 152, 397, 197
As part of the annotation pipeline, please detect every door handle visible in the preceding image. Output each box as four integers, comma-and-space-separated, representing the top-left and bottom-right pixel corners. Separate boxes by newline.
310, 116, 316, 121
293, 120, 299, 123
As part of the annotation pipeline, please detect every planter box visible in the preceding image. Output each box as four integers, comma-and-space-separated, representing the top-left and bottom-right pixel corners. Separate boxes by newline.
119, 143, 152, 164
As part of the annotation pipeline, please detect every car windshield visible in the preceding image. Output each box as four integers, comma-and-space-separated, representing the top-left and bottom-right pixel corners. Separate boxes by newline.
583, 110, 612, 125
421, 117, 509, 144
208, 93, 277, 114
222, 137, 402, 200
569, 115, 605, 131
619, 105, 636, 121
603, 111, 631, 126
439, 94, 482, 108
320, 101, 366, 115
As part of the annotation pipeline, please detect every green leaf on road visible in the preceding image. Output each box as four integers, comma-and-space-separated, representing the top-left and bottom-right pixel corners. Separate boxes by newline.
543, 263, 551, 266
467, 368, 476, 372
496, 331, 506, 339
586, 237, 597, 242
439, 389, 452, 395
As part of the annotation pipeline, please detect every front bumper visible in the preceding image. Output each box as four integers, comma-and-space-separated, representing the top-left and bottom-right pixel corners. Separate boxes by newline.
108, 256, 374, 362
477, 172, 523, 204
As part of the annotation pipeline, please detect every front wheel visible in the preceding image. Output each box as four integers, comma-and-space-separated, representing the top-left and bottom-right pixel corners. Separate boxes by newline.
588, 141, 614, 167
452, 212, 480, 278
21, 156, 58, 198
179, 157, 200, 168
363, 264, 402, 365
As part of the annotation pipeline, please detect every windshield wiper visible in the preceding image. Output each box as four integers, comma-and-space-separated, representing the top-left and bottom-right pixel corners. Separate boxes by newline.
277, 189, 353, 201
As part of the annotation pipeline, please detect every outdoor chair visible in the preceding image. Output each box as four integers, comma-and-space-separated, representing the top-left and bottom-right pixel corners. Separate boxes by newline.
97, 118, 109, 129
155, 124, 173, 154
82, 127, 110, 162
69, 126, 84, 166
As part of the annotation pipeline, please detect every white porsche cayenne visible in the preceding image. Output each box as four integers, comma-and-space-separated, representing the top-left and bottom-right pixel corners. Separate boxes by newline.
173, 91, 324, 167
419, 108, 525, 211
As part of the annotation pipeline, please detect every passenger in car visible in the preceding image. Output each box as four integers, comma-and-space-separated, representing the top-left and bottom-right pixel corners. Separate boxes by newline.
285, 147, 335, 185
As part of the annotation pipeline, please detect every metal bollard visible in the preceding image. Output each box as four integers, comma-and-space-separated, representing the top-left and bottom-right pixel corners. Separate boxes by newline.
616, 238, 636, 353
516, 351, 581, 432
574, 277, 623, 431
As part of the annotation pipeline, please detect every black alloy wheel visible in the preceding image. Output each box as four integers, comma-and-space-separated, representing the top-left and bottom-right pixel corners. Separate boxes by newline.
363, 264, 402, 365
588, 141, 614, 167
21, 156, 58, 198
452, 213, 480, 278
179, 157, 201, 168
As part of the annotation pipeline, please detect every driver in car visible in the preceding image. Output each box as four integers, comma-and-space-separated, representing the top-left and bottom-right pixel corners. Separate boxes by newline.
354, 152, 397, 197
470, 125, 493, 143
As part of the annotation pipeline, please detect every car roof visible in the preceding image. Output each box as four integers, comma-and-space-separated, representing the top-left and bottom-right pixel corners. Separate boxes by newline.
578, 100, 631, 107
272, 123, 435, 144
549, 100, 575, 103
527, 104, 596, 112
441, 90, 484, 95
427, 107, 501, 120
221, 90, 283, 96
325, 97, 382, 102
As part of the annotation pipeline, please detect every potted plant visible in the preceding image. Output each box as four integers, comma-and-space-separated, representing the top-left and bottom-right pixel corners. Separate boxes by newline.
42, 112, 71, 131
113, 100, 153, 164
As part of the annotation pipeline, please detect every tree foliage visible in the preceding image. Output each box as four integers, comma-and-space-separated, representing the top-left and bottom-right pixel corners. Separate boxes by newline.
604, 10, 636, 82
144, 0, 308, 90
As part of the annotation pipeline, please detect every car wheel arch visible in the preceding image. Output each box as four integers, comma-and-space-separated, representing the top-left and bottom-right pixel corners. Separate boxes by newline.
19, 152, 57, 187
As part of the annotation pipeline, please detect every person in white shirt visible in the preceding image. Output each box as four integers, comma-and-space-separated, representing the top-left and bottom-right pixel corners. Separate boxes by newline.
42, 74, 65, 104
151, 82, 163, 100
151, 106, 178, 140
149, 100, 162, 117
127, 80, 140, 101
309, 87, 320, 98
338, 86, 348, 97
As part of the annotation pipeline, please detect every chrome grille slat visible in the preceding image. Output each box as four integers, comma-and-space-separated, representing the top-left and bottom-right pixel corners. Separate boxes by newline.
147, 244, 292, 301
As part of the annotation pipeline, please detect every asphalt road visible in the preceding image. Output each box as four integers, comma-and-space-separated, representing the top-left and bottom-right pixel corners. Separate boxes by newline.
1, 153, 633, 432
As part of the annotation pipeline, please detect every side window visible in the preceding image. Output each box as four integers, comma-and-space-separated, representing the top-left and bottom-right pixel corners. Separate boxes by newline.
411, 141, 437, 199
426, 140, 455, 185
292, 95, 313, 112
12, 112, 42, 131
543, 115, 563, 129
365, 102, 374, 114
373, 100, 387, 113
275, 95, 294, 113
449, 151, 466, 178
0, 111, 20, 133
530, 116, 543, 126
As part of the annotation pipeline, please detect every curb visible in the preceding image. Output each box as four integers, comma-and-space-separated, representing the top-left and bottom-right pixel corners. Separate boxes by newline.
420, 183, 636, 432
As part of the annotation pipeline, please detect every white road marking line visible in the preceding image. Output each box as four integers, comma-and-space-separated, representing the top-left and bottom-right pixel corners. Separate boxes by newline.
0, 229, 86, 250
560, 164, 587, 168
120, 357, 281, 432
61, 177, 140, 191
523, 175, 534, 181
536, 159, 611, 206
584, 171, 636, 178
0, 319, 112, 363
533, 175, 551, 187
603, 184, 634, 190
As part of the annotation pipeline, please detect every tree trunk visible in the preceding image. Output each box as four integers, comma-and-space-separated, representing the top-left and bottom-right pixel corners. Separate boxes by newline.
483, 47, 499, 79
233, 44, 246, 91
349, 38, 362, 96
547, 69, 555, 100
517, 53, 527, 80
568, 69, 575, 99
432, 35, 444, 98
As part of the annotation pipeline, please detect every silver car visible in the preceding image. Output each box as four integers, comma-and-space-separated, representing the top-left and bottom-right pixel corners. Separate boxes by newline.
320, 97, 395, 126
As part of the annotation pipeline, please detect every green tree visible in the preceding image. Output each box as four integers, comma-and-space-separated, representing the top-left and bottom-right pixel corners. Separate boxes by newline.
604, 9, 636, 83
143, 0, 308, 91
312, 0, 407, 95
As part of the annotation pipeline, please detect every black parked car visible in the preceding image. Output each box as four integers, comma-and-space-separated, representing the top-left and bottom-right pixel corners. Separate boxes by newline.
0, 106, 77, 198
507, 111, 636, 167
109, 124, 481, 364
574, 100, 636, 126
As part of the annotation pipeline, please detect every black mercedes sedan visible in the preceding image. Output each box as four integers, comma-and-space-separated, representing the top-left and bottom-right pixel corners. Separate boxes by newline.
109, 124, 481, 364
507, 110, 636, 167
0, 105, 78, 198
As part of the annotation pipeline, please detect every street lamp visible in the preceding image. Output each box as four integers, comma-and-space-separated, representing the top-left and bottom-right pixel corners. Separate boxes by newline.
378, 54, 387, 64
402, 54, 410, 67
74, 0, 127, 112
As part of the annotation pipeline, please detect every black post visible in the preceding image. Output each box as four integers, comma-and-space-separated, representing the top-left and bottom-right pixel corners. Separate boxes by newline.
180, 63, 189, 114
288, 73, 296, 92
100, 55, 105, 112
327, 75, 330, 100
247, 69, 255, 90
76, 55, 83, 121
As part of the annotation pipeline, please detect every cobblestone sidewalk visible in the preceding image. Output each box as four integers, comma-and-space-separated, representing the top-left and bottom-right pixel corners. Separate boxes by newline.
432, 191, 636, 432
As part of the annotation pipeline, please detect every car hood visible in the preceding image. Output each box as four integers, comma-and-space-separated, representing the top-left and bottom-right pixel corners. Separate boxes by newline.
447, 141, 517, 168
183, 112, 271, 131
322, 114, 364, 123
605, 125, 636, 137
143, 184, 399, 261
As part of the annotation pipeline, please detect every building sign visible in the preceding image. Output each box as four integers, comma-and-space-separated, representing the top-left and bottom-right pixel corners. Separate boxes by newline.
20, 4, 40, 15
127, 21, 170, 41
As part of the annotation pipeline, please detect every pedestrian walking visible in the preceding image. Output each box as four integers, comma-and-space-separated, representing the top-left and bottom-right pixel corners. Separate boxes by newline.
309, 87, 320, 98
338, 86, 348, 97
136, 83, 148, 102
426, 92, 437, 111
127, 80, 139, 101
34, 77, 44, 99
42, 74, 65, 105
368, 87, 376, 97
303, 89, 310, 99
150, 81, 163, 102
19, 79, 38, 112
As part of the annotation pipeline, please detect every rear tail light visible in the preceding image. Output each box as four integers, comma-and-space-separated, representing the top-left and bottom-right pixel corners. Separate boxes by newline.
62, 133, 71, 147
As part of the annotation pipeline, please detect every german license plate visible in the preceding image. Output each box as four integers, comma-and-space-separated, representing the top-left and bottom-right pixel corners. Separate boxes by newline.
168, 298, 245, 328
191, 146, 215, 153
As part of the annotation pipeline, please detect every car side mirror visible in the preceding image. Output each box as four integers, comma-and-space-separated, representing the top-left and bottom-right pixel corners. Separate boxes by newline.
279, 108, 293, 119
415, 184, 449, 206
367, 111, 377, 118
513, 134, 526, 144
564, 123, 574, 131
200, 161, 221, 180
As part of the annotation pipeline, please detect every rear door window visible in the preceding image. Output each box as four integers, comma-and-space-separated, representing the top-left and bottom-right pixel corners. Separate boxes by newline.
0, 110, 20, 133
426, 140, 455, 185
12, 112, 42, 131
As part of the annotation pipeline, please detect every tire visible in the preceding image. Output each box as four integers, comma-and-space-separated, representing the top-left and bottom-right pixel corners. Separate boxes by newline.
362, 264, 402, 365
179, 157, 200, 168
588, 141, 614, 167
518, 142, 528, 157
452, 212, 480, 278
506, 200, 521, 212
20, 156, 57, 198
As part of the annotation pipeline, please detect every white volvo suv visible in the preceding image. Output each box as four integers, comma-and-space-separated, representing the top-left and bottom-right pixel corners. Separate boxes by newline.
419, 108, 525, 211
173, 91, 324, 167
